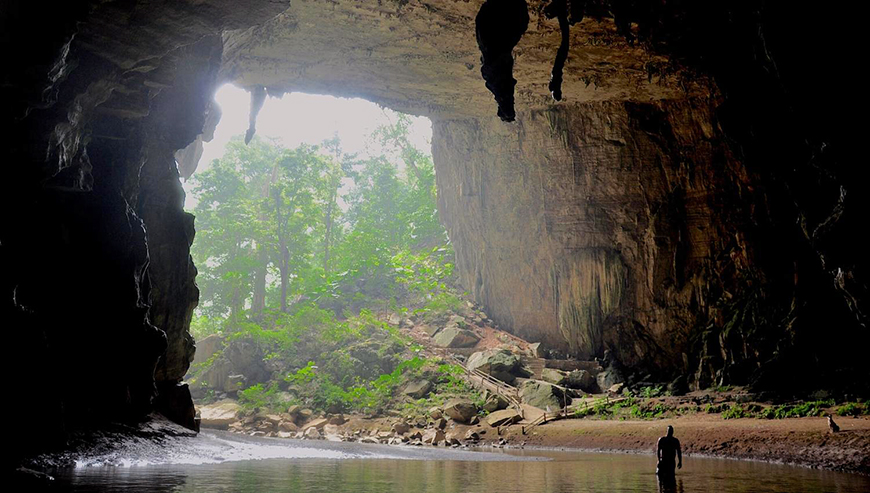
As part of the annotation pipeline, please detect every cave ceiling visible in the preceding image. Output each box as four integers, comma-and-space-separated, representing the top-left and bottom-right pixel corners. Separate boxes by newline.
221, 0, 709, 119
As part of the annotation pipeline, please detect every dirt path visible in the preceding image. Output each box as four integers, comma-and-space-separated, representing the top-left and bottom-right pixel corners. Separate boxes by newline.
502, 413, 870, 475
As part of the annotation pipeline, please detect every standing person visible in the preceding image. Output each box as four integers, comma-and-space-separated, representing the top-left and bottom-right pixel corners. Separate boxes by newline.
656, 425, 683, 478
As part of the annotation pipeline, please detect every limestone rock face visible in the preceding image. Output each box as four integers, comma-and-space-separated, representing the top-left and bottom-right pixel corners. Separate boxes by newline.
434, 100, 773, 370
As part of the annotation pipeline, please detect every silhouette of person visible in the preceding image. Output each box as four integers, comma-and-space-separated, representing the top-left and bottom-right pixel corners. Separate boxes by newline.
656, 425, 682, 478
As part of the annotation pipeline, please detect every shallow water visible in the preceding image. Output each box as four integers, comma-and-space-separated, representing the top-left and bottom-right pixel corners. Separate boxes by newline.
53, 430, 870, 492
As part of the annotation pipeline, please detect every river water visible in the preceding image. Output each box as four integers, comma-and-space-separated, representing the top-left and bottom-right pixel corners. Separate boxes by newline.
52, 430, 869, 492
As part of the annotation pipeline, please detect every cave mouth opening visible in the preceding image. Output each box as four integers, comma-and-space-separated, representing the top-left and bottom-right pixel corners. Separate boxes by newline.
179, 84, 459, 420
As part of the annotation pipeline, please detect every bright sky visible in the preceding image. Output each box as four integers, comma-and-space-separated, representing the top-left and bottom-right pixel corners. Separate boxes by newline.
182, 84, 432, 210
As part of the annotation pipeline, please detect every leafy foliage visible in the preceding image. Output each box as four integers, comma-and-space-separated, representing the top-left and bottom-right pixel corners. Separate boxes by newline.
187, 116, 467, 415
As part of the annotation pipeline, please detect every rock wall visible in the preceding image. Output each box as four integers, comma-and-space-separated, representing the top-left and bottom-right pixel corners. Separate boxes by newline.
1, 0, 866, 462
435, 98, 867, 388
0, 0, 288, 462
435, 100, 761, 367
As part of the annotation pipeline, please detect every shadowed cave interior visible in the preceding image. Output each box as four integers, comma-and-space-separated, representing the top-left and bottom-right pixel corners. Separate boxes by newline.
0, 0, 866, 467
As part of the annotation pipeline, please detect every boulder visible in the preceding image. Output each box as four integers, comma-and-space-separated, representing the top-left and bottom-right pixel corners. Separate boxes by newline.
520, 381, 571, 410
527, 342, 547, 359
541, 368, 567, 385
607, 383, 624, 394
482, 392, 509, 412
467, 349, 522, 384
323, 424, 340, 436
304, 418, 329, 431
192, 334, 225, 367
464, 430, 480, 441
428, 407, 443, 420
304, 427, 322, 439
596, 369, 624, 390
198, 399, 240, 429
434, 417, 447, 430
402, 379, 433, 399
421, 325, 442, 337
564, 370, 597, 393
278, 420, 298, 432
287, 405, 302, 417
422, 429, 446, 445
298, 409, 314, 422
392, 421, 410, 434
328, 414, 347, 425
443, 399, 478, 423
485, 408, 522, 427
433, 327, 480, 348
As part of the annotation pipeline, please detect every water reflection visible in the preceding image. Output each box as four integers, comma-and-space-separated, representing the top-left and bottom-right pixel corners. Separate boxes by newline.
52, 440, 870, 493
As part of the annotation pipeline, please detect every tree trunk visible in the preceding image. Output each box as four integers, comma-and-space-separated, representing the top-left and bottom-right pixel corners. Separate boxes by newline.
251, 249, 268, 316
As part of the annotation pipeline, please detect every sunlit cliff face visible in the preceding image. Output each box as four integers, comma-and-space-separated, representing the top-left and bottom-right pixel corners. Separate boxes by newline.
0, 0, 865, 460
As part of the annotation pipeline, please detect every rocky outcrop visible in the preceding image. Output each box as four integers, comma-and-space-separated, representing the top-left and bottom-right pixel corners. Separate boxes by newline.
435, 100, 763, 368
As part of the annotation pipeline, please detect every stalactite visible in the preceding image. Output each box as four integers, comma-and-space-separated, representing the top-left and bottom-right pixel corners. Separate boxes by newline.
244, 85, 266, 144
474, 0, 529, 122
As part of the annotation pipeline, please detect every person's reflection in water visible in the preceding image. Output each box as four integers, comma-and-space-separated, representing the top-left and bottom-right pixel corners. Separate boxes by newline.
657, 475, 684, 493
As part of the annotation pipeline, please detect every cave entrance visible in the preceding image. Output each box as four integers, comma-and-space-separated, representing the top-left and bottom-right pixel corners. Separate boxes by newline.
181, 84, 467, 424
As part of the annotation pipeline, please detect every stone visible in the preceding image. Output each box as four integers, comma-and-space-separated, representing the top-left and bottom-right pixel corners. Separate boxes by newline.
465, 430, 481, 441
597, 369, 624, 391
304, 427, 322, 440
466, 349, 523, 384
298, 409, 314, 421
392, 421, 410, 434
328, 414, 347, 425
402, 379, 433, 399
607, 383, 625, 394
421, 325, 442, 337
527, 342, 547, 359
443, 399, 478, 423
422, 429, 446, 445
304, 418, 329, 431
564, 370, 598, 393
278, 420, 298, 432
323, 424, 340, 436
434, 417, 447, 430
277, 431, 295, 439
433, 327, 480, 348
485, 409, 522, 427
520, 381, 571, 410
198, 399, 240, 429
482, 392, 510, 412
541, 368, 567, 385
429, 407, 443, 420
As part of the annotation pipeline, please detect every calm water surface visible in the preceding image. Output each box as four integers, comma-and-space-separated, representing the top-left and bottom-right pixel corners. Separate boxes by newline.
53, 430, 870, 492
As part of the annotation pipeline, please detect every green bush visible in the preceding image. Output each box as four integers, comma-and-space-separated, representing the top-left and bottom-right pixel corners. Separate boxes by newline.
836, 402, 866, 417
722, 404, 748, 419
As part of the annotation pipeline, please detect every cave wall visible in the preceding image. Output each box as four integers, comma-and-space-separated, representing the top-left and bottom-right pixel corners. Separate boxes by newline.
1, 0, 288, 461
434, 99, 773, 369
1, 0, 866, 462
